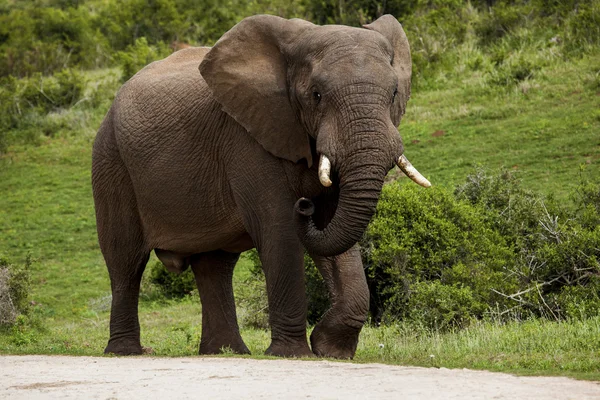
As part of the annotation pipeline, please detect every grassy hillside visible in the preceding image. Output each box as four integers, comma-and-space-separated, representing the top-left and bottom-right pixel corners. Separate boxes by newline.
399, 56, 600, 197
1, 0, 599, 379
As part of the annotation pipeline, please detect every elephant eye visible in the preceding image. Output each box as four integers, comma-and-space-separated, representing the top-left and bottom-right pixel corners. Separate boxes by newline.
392, 88, 398, 104
312, 91, 321, 104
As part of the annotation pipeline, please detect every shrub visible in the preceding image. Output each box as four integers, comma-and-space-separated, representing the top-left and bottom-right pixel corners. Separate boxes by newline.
146, 261, 196, 299
362, 182, 516, 329
564, 1, 600, 51
304, 254, 329, 325
0, 256, 32, 326
407, 280, 476, 331
365, 169, 600, 328
115, 37, 171, 83
242, 250, 329, 327
0, 6, 108, 77
474, 3, 533, 46
0, 69, 86, 128
235, 265, 270, 329
455, 168, 600, 321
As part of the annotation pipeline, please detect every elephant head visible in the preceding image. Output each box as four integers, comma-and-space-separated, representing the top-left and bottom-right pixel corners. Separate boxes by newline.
200, 14, 429, 257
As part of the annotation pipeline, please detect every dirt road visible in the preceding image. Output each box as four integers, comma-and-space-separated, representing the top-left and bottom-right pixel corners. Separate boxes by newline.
1, 355, 599, 399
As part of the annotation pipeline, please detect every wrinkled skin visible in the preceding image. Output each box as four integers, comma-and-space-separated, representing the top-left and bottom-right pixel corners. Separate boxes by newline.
92, 14, 421, 359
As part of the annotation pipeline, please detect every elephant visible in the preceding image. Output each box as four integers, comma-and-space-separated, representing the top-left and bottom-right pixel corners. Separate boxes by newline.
92, 14, 430, 359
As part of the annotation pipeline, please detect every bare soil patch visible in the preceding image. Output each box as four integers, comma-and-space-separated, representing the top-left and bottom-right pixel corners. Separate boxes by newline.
1, 355, 599, 399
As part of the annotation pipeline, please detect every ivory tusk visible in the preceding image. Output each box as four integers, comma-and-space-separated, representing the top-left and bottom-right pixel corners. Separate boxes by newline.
397, 154, 431, 188
318, 155, 333, 187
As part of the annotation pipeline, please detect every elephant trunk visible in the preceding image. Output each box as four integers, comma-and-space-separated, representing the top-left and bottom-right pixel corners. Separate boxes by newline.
295, 152, 387, 257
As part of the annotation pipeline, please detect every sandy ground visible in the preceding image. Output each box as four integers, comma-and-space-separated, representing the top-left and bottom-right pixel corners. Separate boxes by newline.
1, 355, 599, 399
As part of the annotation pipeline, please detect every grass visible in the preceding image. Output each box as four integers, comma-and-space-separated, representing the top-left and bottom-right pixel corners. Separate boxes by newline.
1, 29, 599, 380
356, 318, 600, 380
396, 55, 600, 198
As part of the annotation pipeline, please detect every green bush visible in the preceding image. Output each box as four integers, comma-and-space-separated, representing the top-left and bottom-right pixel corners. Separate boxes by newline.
487, 56, 541, 87
304, 254, 329, 325
0, 256, 32, 326
474, 3, 533, 46
115, 37, 171, 83
455, 168, 600, 321
146, 261, 196, 299
235, 259, 270, 329
0, 6, 108, 77
407, 280, 476, 331
362, 181, 515, 328
0, 69, 86, 129
243, 250, 329, 327
564, 1, 600, 51
363, 169, 600, 329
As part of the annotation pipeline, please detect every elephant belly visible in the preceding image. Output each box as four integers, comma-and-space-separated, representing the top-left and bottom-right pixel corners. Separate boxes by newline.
136, 184, 254, 254
141, 208, 253, 255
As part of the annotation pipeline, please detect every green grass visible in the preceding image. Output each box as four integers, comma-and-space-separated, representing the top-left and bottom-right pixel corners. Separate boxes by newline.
356, 318, 600, 380
1, 42, 599, 380
397, 55, 600, 198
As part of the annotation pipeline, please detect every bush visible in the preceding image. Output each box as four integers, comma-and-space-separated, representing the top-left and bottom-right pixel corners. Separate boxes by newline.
115, 37, 171, 83
364, 169, 600, 329
362, 181, 515, 329
304, 254, 329, 325
0, 256, 32, 326
0, 6, 108, 77
407, 280, 476, 331
146, 261, 196, 299
0, 69, 86, 130
235, 261, 270, 329
455, 168, 600, 321
243, 250, 329, 327
474, 3, 533, 46
564, 1, 600, 51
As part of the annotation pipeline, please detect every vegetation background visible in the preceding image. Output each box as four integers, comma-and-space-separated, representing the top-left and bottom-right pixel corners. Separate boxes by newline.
0, 0, 599, 380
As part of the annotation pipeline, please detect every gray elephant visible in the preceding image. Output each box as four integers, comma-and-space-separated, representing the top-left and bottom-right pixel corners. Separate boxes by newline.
92, 14, 430, 359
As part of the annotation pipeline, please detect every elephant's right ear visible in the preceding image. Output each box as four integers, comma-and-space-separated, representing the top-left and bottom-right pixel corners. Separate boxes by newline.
200, 15, 315, 166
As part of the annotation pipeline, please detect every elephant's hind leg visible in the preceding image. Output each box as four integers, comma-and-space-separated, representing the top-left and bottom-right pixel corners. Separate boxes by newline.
93, 127, 150, 355
95, 192, 150, 356
191, 250, 250, 355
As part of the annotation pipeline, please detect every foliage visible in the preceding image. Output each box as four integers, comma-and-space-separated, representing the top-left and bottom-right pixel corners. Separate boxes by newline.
0, 68, 87, 137
146, 261, 197, 299
0, 5, 109, 77
362, 180, 515, 329
0, 256, 32, 326
115, 38, 171, 83
303, 0, 418, 25
364, 169, 600, 330
304, 254, 329, 325
243, 250, 329, 326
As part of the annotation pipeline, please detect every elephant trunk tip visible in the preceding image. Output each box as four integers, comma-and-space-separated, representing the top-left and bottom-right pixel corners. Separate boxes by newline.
295, 198, 315, 217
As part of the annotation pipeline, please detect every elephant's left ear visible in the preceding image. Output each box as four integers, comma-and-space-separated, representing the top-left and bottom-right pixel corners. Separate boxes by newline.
363, 15, 412, 127
200, 15, 314, 167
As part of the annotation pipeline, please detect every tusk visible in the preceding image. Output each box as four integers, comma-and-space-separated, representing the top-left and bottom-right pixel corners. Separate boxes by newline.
318, 155, 333, 187
397, 155, 431, 188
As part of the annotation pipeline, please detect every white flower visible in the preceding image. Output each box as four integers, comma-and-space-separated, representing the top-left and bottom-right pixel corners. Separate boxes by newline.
378, 343, 385, 349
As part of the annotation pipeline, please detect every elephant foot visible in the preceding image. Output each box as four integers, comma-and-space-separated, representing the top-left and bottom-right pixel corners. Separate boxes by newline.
310, 321, 361, 359
199, 337, 251, 355
104, 337, 143, 356
265, 339, 314, 358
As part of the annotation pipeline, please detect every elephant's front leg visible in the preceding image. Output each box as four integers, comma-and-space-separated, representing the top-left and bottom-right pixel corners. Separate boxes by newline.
309, 245, 369, 359
191, 251, 250, 355
259, 229, 313, 358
